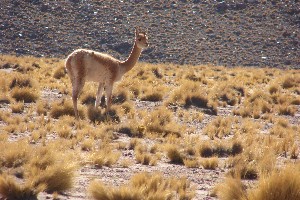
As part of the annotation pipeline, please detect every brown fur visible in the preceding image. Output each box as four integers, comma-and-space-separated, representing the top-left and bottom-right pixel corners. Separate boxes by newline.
65, 28, 148, 119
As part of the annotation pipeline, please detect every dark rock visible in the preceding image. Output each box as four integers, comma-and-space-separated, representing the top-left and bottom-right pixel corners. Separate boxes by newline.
216, 2, 228, 13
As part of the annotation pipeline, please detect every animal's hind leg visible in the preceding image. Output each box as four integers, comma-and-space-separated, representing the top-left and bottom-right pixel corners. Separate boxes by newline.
72, 78, 85, 119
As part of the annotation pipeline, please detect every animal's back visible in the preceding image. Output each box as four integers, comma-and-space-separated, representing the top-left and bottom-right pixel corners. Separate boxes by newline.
65, 49, 120, 83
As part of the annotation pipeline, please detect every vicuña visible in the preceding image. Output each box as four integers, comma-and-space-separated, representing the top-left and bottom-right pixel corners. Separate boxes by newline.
65, 27, 148, 119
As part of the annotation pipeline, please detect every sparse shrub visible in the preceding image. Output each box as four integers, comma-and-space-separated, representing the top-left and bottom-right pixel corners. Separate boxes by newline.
0, 174, 39, 200
185, 93, 208, 108
50, 100, 84, 119
129, 138, 141, 150
144, 107, 174, 134
135, 152, 152, 165
87, 106, 120, 123
29, 163, 76, 193
141, 92, 163, 102
231, 141, 243, 156
228, 160, 258, 180
81, 139, 94, 151
185, 72, 202, 82
166, 80, 212, 111
152, 67, 163, 78
112, 90, 129, 104
199, 143, 213, 158
166, 145, 184, 164
56, 126, 72, 139
0, 140, 30, 168
11, 87, 39, 103
9, 74, 35, 89
278, 104, 296, 116
11, 101, 24, 113
269, 83, 280, 94
81, 92, 96, 105
89, 172, 195, 200
0, 95, 11, 104
89, 148, 121, 168
200, 157, 219, 170
53, 65, 66, 79
204, 117, 232, 139
118, 121, 144, 138
282, 75, 298, 89
120, 159, 133, 168
216, 177, 246, 200
184, 158, 199, 168
36, 101, 48, 115
212, 83, 244, 106
247, 166, 300, 200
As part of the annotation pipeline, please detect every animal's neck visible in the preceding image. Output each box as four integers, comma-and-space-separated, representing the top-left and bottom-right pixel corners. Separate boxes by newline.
120, 42, 142, 75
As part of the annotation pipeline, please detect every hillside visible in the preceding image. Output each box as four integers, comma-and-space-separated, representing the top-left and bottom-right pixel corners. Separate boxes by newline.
0, 0, 299, 68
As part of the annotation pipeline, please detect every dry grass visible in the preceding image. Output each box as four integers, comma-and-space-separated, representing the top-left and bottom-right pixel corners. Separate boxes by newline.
216, 177, 246, 200
0, 140, 30, 168
0, 174, 40, 200
11, 87, 39, 103
0, 55, 299, 199
89, 148, 121, 168
11, 101, 25, 113
89, 172, 195, 200
200, 157, 219, 170
166, 145, 184, 164
217, 165, 300, 200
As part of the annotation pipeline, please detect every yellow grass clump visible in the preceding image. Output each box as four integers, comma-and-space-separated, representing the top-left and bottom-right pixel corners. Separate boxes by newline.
89, 172, 195, 200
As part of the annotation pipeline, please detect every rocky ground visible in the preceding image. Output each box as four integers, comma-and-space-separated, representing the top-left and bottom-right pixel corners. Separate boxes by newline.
0, 0, 299, 68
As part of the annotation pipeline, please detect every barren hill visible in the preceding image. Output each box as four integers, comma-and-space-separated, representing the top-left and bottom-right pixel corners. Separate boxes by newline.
0, 0, 299, 68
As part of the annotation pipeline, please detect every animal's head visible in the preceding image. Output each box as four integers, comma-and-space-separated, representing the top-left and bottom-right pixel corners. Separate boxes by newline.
135, 27, 149, 49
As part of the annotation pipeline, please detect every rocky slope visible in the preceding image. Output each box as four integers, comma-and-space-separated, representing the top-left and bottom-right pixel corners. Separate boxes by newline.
0, 0, 299, 68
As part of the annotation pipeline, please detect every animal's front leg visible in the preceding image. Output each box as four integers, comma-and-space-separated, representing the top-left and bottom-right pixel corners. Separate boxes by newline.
95, 82, 104, 108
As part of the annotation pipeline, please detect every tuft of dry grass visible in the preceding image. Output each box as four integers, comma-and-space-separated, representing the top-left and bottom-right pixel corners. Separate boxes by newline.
200, 157, 219, 170
89, 172, 195, 200
53, 65, 66, 79
0, 140, 30, 168
28, 163, 76, 194
11, 87, 39, 103
166, 145, 184, 164
50, 99, 84, 119
25, 146, 76, 194
204, 117, 233, 139
282, 75, 299, 89
0, 174, 40, 200
247, 165, 300, 200
87, 106, 120, 123
216, 177, 247, 200
118, 120, 144, 138
141, 91, 163, 102
143, 107, 181, 137
11, 101, 25, 113
89, 148, 121, 168
9, 74, 36, 89
36, 100, 48, 116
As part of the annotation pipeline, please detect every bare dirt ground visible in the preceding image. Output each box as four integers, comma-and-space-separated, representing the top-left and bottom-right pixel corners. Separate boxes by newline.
0, 0, 299, 68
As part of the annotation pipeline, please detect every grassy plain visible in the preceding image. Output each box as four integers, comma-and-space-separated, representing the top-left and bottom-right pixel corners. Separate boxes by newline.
0, 54, 299, 199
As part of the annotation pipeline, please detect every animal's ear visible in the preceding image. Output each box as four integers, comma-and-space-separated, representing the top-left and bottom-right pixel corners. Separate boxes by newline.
135, 27, 140, 36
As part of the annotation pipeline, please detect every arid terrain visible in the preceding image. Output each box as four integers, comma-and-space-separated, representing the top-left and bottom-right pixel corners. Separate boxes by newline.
0, 0, 299, 68
0, 1, 300, 200
0, 54, 299, 200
